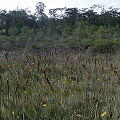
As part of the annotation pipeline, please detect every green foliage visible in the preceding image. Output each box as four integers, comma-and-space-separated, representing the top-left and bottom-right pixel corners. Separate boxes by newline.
19, 26, 31, 37
89, 38, 120, 53
0, 4, 120, 53
0, 65, 6, 73
30, 43, 42, 50
0, 6, 120, 119
8, 26, 19, 36
82, 38, 94, 49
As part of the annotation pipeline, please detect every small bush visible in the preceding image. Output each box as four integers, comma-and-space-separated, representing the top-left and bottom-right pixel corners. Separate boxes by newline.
88, 38, 120, 53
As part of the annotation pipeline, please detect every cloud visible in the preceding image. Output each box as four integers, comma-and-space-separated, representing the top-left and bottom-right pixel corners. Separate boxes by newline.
109, 3, 120, 8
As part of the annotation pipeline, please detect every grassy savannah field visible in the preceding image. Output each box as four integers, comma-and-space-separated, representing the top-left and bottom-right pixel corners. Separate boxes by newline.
0, 49, 120, 120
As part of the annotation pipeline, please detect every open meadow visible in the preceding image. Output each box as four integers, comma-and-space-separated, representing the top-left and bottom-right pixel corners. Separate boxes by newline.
0, 49, 120, 120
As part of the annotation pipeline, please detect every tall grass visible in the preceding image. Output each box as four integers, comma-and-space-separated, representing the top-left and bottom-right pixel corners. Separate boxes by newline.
0, 49, 120, 120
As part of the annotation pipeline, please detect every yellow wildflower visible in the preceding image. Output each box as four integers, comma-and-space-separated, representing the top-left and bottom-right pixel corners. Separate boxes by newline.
60, 102, 62, 104
25, 65, 29, 69
101, 112, 106, 117
43, 103, 47, 107
63, 82, 66, 84
7, 64, 10, 68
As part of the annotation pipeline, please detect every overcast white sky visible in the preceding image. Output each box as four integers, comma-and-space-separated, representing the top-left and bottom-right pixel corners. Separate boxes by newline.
0, 0, 120, 14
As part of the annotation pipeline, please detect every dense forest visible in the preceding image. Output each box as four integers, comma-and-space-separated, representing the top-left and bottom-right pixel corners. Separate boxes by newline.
0, 2, 120, 53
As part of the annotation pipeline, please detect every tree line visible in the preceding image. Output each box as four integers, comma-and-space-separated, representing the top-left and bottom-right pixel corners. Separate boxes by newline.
0, 2, 120, 36
0, 2, 120, 52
